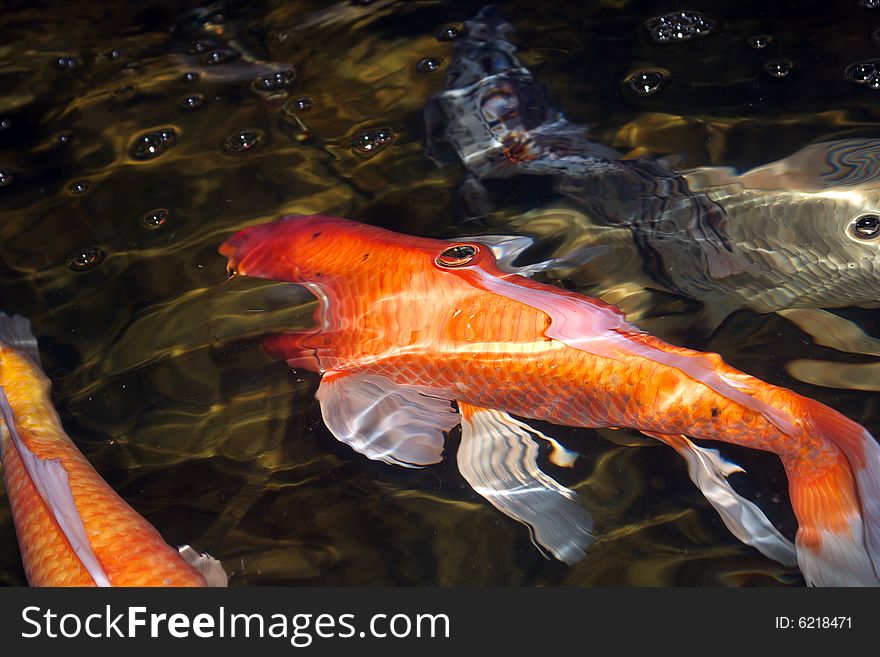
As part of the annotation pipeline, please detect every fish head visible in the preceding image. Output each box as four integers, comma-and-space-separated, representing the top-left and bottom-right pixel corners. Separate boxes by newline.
219, 214, 502, 289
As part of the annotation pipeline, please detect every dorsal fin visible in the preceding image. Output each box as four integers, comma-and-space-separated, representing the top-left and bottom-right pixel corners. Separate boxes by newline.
0, 386, 111, 587
688, 139, 880, 192
0, 313, 41, 364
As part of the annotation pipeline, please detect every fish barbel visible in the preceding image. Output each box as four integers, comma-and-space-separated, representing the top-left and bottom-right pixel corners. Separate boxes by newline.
221, 215, 880, 586
0, 314, 226, 587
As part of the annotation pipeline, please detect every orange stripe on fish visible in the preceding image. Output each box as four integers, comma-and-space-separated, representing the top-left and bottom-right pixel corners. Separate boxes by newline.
221, 215, 880, 586
0, 314, 226, 587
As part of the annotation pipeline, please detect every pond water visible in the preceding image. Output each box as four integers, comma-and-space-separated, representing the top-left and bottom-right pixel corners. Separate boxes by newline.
2, 0, 880, 586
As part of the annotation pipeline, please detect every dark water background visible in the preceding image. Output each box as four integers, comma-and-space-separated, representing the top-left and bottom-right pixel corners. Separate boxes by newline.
1, 0, 880, 586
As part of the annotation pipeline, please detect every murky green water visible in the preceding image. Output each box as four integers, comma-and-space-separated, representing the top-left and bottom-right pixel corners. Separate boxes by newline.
1, 0, 879, 586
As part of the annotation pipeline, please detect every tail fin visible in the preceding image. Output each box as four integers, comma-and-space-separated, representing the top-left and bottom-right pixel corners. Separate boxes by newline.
786, 399, 880, 585
0, 313, 40, 364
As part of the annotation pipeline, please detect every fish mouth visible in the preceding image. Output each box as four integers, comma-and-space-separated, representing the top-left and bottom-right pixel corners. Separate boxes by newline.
218, 221, 282, 280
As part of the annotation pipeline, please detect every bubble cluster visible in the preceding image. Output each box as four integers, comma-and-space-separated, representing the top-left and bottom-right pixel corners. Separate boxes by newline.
846, 59, 880, 88
417, 57, 444, 73
223, 129, 262, 154
179, 95, 205, 110
0, 170, 14, 187
68, 179, 90, 195
252, 69, 296, 92
747, 35, 773, 49
436, 24, 463, 41
352, 127, 395, 154
66, 246, 105, 271
140, 209, 169, 230
130, 128, 178, 160
628, 69, 666, 96
645, 10, 715, 43
765, 59, 793, 78
859, 0, 880, 8
55, 56, 78, 70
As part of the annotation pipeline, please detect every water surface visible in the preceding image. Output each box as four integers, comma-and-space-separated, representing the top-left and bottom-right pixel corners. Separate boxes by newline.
2, 0, 880, 586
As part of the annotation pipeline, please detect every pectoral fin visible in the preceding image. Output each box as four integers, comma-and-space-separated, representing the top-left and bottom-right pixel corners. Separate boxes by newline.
457, 403, 595, 564
315, 372, 460, 467
0, 386, 112, 586
644, 431, 797, 566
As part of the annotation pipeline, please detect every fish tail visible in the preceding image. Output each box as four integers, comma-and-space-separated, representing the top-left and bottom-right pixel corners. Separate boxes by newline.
0, 313, 40, 364
785, 398, 880, 585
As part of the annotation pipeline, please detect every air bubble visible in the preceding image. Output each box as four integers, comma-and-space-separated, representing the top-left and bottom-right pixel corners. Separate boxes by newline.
179, 95, 205, 110
130, 128, 178, 160
436, 24, 463, 41
188, 41, 212, 55
182, 71, 200, 82
352, 127, 395, 154
203, 50, 237, 65
68, 180, 90, 195
56, 131, 74, 144
66, 246, 105, 271
417, 57, 444, 73
288, 96, 314, 112
645, 10, 715, 43
0, 118, 11, 130
846, 59, 880, 88
628, 69, 666, 96
0, 170, 14, 187
252, 69, 296, 92
112, 84, 136, 99
765, 59, 793, 78
223, 129, 263, 154
140, 209, 169, 230
747, 34, 772, 49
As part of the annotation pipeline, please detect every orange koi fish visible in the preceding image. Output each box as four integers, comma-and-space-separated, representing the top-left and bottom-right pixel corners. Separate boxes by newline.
0, 314, 226, 587
221, 215, 880, 586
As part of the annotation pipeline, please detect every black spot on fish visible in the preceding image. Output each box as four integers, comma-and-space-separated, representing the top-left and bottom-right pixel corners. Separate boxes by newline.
312, 232, 321, 239
711, 407, 720, 417
362, 253, 370, 261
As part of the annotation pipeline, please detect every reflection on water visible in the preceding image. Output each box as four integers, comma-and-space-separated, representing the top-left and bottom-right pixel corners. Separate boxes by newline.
0, 0, 878, 586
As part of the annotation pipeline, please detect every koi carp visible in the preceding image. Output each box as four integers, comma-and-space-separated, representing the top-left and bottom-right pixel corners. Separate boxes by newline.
221, 215, 880, 586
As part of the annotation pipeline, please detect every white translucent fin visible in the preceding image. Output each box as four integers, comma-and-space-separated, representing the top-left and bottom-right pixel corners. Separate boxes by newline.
315, 372, 460, 467
645, 431, 797, 566
457, 403, 595, 564
470, 235, 608, 277
0, 313, 41, 364
0, 386, 111, 587
779, 309, 880, 358
798, 525, 879, 586
178, 546, 228, 587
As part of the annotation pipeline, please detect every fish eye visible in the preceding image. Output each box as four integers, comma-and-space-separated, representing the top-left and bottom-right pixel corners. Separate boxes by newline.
436, 244, 478, 267
849, 214, 880, 240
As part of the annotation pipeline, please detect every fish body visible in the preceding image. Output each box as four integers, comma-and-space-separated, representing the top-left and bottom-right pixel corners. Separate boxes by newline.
423, 6, 880, 314
0, 314, 225, 587
222, 215, 880, 586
